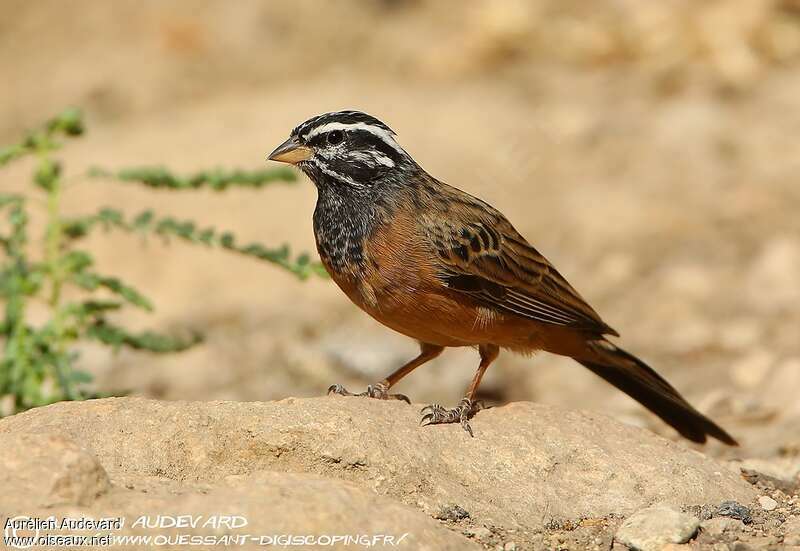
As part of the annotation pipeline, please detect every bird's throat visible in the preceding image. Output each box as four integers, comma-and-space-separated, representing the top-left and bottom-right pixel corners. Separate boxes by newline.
312, 188, 378, 274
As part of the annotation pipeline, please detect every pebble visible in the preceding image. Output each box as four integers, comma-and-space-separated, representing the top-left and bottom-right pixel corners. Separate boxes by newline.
435, 504, 470, 522
615, 505, 700, 551
739, 458, 800, 486
716, 501, 753, 524
731, 349, 774, 388
466, 526, 493, 542
719, 318, 762, 351
784, 516, 800, 546
747, 236, 800, 311
701, 517, 743, 537
758, 496, 778, 511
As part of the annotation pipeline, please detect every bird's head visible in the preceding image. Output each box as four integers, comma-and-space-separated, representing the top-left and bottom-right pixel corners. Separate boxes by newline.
267, 111, 415, 191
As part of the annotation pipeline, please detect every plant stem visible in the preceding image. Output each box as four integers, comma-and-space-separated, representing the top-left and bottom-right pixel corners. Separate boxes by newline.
46, 175, 63, 307
42, 158, 74, 399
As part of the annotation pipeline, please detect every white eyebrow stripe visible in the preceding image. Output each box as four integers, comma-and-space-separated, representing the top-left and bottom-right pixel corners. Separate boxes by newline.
348, 150, 396, 168
303, 122, 404, 155
372, 152, 395, 167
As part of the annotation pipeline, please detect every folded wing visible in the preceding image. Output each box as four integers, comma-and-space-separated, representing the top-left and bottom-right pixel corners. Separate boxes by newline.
422, 192, 618, 337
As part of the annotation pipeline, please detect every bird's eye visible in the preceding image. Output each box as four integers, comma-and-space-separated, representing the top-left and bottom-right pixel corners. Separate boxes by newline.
327, 130, 344, 145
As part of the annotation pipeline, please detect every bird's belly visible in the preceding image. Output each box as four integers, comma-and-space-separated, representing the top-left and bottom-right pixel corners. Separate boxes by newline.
318, 211, 542, 349
369, 291, 497, 347
330, 269, 540, 348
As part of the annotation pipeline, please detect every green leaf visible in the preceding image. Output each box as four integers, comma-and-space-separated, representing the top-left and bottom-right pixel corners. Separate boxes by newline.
48, 108, 84, 137
133, 210, 154, 230
68, 370, 94, 384
0, 193, 24, 208
34, 158, 61, 191
71, 272, 154, 311
0, 108, 84, 168
86, 321, 202, 353
64, 207, 326, 278
60, 250, 94, 274
89, 165, 298, 190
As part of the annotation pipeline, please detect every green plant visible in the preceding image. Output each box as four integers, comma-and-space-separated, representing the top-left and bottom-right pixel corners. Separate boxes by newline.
0, 108, 323, 414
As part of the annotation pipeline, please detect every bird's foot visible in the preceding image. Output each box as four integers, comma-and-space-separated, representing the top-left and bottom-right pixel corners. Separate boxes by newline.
327, 382, 411, 404
419, 398, 486, 437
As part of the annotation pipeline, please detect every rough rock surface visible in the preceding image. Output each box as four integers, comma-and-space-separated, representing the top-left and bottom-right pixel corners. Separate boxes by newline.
0, 396, 756, 550
0, 433, 111, 510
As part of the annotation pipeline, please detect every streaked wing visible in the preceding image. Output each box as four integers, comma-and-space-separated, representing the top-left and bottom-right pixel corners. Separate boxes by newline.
421, 185, 619, 337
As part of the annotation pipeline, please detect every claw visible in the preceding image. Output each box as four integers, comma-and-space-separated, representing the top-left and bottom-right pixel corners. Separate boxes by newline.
392, 393, 411, 404
418, 398, 482, 436
326, 382, 412, 403
328, 384, 353, 396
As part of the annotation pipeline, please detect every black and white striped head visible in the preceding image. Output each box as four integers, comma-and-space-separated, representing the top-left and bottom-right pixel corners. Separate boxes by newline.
267, 111, 414, 189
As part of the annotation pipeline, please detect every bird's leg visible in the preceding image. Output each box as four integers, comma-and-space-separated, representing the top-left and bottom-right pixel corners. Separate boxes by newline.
420, 344, 499, 436
328, 343, 444, 404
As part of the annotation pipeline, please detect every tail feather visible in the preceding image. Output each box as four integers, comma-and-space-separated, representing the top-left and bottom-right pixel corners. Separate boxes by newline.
577, 340, 737, 445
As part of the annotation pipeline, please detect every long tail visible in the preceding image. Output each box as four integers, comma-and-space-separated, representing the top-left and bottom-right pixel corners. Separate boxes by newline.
576, 340, 737, 445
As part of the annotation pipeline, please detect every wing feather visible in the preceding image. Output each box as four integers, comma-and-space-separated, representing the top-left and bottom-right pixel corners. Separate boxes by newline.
422, 184, 618, 336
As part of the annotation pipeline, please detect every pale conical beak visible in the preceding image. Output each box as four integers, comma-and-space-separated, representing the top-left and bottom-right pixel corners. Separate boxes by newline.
267, 136, 313, 164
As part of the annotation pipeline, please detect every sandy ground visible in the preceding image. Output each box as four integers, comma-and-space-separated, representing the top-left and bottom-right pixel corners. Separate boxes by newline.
2, 0, 799, 503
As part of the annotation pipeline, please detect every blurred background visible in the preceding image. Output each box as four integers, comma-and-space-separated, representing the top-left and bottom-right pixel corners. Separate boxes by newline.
2, 0, 799, 458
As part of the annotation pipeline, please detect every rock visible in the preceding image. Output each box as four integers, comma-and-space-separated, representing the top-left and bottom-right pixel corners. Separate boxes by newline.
701, 516, 743, 537
716, 500, 753, 524
747, 236, 800, 313
666, 317, 715, 354
718, 318, 762, 351
0, 397, 756, 534
614, 505, 700, 551
465, 525, 493, 542
661, 264, 714, 299
738, 458, 800, 493
659, 545, 691, 551
435, 504, 470, 522
731, 349, 775, 389
784, 516, 800, 546
761, 358, 800, 418
54, 472, 475, 550
0, 433, 110, 510
739, 458, 800, 485
758, 495, 778, 511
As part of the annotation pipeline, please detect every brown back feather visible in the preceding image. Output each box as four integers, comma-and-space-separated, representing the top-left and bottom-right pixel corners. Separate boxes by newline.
415, 178, 618, 336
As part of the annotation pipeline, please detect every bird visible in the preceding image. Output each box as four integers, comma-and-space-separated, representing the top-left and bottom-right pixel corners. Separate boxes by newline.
267, 110, 737, 445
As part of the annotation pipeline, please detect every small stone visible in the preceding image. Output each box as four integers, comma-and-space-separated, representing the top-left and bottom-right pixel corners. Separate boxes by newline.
615, 505, 700, 551
466, 526, 493, 542
436, 504, 470, 522
0, 433, 110, 509
504, 543, 517, 551
668, 318, 714, 353
701, 517, 743, 537
758, 496, 778, 511
747, 236, 800, 311
716, 501, 752, 524
719, 319, 761, 351
661, 264, 713, 299
739, 458, 800, 486
731, 349, 774, 389
784, 516, 800, 546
